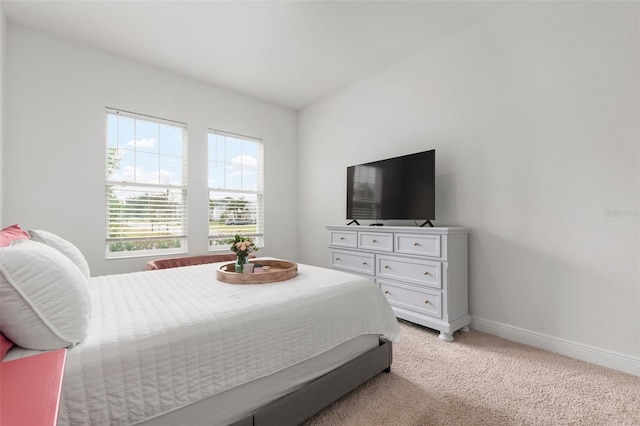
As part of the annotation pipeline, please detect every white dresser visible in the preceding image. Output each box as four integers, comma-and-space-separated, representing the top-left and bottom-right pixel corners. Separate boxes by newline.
327, 225, 470, 341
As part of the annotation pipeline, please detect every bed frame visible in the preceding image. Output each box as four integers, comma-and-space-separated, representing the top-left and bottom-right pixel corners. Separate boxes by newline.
231, 338, 392, 426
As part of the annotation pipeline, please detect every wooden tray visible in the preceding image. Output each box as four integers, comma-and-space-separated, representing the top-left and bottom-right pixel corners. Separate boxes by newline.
216, 259, 298, 284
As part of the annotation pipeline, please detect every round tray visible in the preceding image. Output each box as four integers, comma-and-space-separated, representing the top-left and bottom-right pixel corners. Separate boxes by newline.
216, 259, 298, 284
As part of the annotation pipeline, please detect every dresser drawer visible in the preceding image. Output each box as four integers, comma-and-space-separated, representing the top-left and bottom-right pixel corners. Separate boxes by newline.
376, 255, 442, 289
358, 232, 393, 252
395, 233, 441, 258
379, 280, 442, 319
330, 231, 357, 248
331, 250, 375, 275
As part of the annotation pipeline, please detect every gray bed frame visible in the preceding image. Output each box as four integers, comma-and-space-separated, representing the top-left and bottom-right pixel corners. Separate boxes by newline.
230, 338, 392, 426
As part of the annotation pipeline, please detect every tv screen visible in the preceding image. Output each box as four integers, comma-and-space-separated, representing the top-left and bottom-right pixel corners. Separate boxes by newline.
346, 150, 435, 222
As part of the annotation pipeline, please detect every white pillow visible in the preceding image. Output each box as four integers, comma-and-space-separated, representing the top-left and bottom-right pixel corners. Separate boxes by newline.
0, 239, 91, 350
28, 229, 90, 278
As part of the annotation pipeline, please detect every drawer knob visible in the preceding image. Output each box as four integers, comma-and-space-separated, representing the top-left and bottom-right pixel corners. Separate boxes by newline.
340, 237, 345, 240
336, 257, 341, 261
372, 239, 378, 243
384, 265, 390, 269
423, 271, 430, 276
413, 242, 420, 246
362, 262, 368, 266
424, 300, 430, 305
384, 291, 390, 295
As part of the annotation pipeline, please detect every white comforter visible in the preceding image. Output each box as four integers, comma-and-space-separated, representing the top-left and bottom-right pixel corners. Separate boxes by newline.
51, 260, 400, 425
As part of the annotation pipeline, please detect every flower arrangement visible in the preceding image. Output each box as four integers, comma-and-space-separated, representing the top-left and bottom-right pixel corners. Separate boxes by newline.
228, 234, 258, 255
227, 235, 258, 273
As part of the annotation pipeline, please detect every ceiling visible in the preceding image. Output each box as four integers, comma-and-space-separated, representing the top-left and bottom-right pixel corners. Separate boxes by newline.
2, 1, 509, 110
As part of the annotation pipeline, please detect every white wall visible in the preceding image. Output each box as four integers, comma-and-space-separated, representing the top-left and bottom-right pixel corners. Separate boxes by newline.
4, 24, 298, 276
0, 5, 5, 225
298, 2, 639, 367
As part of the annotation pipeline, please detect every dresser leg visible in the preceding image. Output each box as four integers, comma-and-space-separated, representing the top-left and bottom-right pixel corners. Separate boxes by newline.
438, 332, 454, 342
460, 326, 470, 332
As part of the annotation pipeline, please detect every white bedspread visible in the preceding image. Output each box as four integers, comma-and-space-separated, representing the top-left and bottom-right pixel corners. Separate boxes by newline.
49, 260, 400, 425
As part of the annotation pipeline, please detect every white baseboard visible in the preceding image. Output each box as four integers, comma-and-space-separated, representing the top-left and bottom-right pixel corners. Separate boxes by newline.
471, 316, 640, 377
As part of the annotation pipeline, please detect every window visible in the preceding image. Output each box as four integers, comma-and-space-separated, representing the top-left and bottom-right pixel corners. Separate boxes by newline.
105, 108, 188, 258
208, 130, 264, 249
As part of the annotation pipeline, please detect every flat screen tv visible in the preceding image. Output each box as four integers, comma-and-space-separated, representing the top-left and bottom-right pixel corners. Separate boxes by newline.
346, 149, 435, 226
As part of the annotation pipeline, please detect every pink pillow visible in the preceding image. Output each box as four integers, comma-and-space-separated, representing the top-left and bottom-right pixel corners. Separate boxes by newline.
0, 224, 30, 247
1, 333, 14, 361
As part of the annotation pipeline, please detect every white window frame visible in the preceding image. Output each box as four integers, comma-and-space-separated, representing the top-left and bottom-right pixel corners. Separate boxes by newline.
105, 108, 188, 259
207, 129, 264, 250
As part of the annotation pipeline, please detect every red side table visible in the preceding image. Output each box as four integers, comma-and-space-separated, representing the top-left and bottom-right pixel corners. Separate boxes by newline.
0, 349, 67, 426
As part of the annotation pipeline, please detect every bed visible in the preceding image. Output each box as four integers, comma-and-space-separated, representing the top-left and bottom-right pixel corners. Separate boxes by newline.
2, 241, 400, 426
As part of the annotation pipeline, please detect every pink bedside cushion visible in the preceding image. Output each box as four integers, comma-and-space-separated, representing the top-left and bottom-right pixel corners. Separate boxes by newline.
0, 333, 14, 360
146, 253, 253, 270
0, 224, 30, 247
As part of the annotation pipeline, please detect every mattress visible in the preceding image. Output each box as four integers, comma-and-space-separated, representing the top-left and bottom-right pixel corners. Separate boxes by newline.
7, 260, 400, 425
137, 334, 379, 426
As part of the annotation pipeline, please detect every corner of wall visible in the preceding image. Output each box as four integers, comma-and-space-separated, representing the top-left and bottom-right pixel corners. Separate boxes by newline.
0, 5, 6, 227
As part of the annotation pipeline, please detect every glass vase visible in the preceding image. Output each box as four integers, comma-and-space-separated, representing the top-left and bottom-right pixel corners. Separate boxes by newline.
235, 255, 248, 273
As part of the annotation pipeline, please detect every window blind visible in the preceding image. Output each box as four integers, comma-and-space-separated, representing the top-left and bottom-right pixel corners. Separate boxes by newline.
207, 130, 264, 249
105, 109, 188, 257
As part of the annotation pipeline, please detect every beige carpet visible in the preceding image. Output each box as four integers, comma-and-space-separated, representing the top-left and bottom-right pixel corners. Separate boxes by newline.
305, 321, 640, 426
